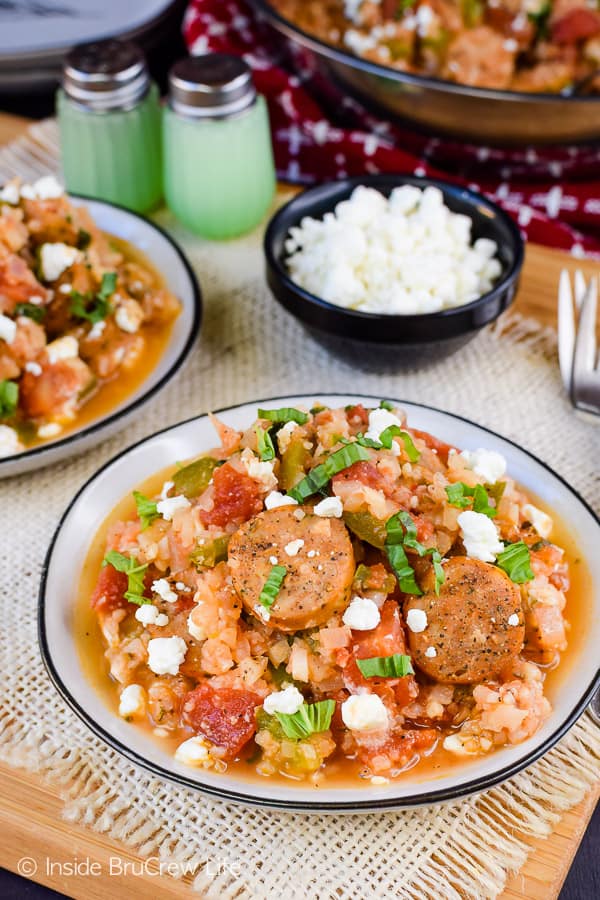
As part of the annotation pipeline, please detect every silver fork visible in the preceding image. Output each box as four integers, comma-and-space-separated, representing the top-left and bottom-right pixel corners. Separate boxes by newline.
558, 270, 600, 415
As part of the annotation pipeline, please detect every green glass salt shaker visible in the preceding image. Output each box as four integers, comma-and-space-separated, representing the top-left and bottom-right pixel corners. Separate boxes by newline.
163, 55, 276, 239
57, 39, 162, 214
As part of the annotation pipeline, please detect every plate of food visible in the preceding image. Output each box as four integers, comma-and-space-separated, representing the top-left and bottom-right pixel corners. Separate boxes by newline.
251, 0, 600, 143
0, 175, 201, 477
39, 395, 600, 811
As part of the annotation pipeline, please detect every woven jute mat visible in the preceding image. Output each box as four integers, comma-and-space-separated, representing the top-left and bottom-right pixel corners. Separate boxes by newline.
1, 121, 599, 900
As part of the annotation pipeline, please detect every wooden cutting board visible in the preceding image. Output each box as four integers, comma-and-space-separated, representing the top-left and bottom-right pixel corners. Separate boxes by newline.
0, 112, 598, 899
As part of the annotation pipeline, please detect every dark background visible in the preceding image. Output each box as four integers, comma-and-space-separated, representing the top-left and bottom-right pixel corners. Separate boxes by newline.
0, 2, 597, 898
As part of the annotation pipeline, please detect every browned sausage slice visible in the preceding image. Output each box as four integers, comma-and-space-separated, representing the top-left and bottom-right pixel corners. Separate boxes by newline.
227, 507, 355, 631
404, 556, 524, 684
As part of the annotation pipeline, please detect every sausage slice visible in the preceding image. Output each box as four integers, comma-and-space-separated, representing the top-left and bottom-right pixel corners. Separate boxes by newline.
227, 506, 355, 631
404, 556, 524, 684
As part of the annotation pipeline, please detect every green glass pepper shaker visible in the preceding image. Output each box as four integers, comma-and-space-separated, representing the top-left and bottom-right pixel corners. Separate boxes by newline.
57, 39, 162, 214
163, 54, 276, 239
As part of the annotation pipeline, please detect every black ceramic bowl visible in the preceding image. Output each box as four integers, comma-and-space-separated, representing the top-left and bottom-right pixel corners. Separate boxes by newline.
264, 174, 524, 366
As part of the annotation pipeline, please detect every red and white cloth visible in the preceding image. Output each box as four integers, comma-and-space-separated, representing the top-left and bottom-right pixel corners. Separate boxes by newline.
184, 0, 600, 256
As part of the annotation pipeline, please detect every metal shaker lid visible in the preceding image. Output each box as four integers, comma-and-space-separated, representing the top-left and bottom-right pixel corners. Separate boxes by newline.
62, 39, 150, 112
168, 54, 256, 118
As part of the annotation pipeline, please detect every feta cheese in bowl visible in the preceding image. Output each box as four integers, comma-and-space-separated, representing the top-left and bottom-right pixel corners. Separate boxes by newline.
264, 175, 524, 363
285, 185, 502, 316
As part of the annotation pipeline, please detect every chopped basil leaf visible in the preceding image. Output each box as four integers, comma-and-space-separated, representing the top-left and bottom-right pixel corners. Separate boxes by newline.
379, 425, 420, 462
288, 442, 370, 502
255, 424, 275, 461
445, 482, 497, 518
379, 400, 395, 411
472, 484, 497, 518
70, 291, 111, 324
275, 699, 335, 739
14, 302, 46, 323
310, 405, 326, 415
258, 406, 309, 426
385, 509, 445, 595
102, 549, 149, 605
133, 490, 159, 530
356, 654, 414, 678
258, 564, 287, 615
70, 272, 117, 324
98, 271, 117, 300
0, 379, 18, 418
445, 483, 472, 508
77, 228, 92, 250
528, 1, 551, 40
354, 433, 382, 449
496, 541, 534, 584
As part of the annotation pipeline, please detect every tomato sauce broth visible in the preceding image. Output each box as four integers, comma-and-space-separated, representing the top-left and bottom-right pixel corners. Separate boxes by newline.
74, 463, 592, 788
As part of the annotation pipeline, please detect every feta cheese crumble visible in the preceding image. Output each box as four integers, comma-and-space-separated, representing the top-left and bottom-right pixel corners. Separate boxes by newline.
406, 608, 428, 633
0, 181, 19, 205
425, 646, 437, 658
147, 636, 187, 675
284, 538, 304, 557
37, 422, 62, 438
152, 578, 178, 604
458, 510, 504, 562
0, 425, 23, 457
135, 603, 169, 627
458, 448, 507, 484
175, 736, 210, 766
240, 447, 278, 491
24, 361, 42, 376
156, 494, 191, 521
118, 684, 146, 718
364, 407, 402, 446
265, 490, 298, 510
263, 684, 305, 716
20, 175, 63, 201
343, 596, 381, 630
507, 613, 520, 627
40, 242, 80, 282
0, 313, 16, 344
341, 693, 389, 732
522, 503, 553, 539
313, 496, 343, 518
276, 420, 298, 454
285, 185, 501, 315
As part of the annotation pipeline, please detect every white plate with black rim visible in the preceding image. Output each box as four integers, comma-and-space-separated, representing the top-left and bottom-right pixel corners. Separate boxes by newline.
0, 195, 201, 479
39, 394, 600, 812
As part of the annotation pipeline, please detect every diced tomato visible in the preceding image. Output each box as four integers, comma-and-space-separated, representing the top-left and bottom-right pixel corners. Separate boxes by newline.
199, 463, 262, 528
182, 684, 261, 759
552, 9, 600, 44
337, 599, 417, 709
333, 461, 386, 492
20, 358, 91, 418
90, 564, 128, 613
531, 543, 570, 591
356, 727, 438, 774
413, 514, 434, 543
411, 429, 455, 464
0, 253, 49, 314
345, 404, 369, 427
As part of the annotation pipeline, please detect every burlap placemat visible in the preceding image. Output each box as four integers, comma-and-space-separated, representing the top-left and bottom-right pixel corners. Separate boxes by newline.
1, 122, 599, 900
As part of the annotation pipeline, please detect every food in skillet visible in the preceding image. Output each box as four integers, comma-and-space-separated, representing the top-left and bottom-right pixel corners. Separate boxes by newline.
88, 402, 570, 783
272, 0, 600, 93
0, 175, 180, 456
